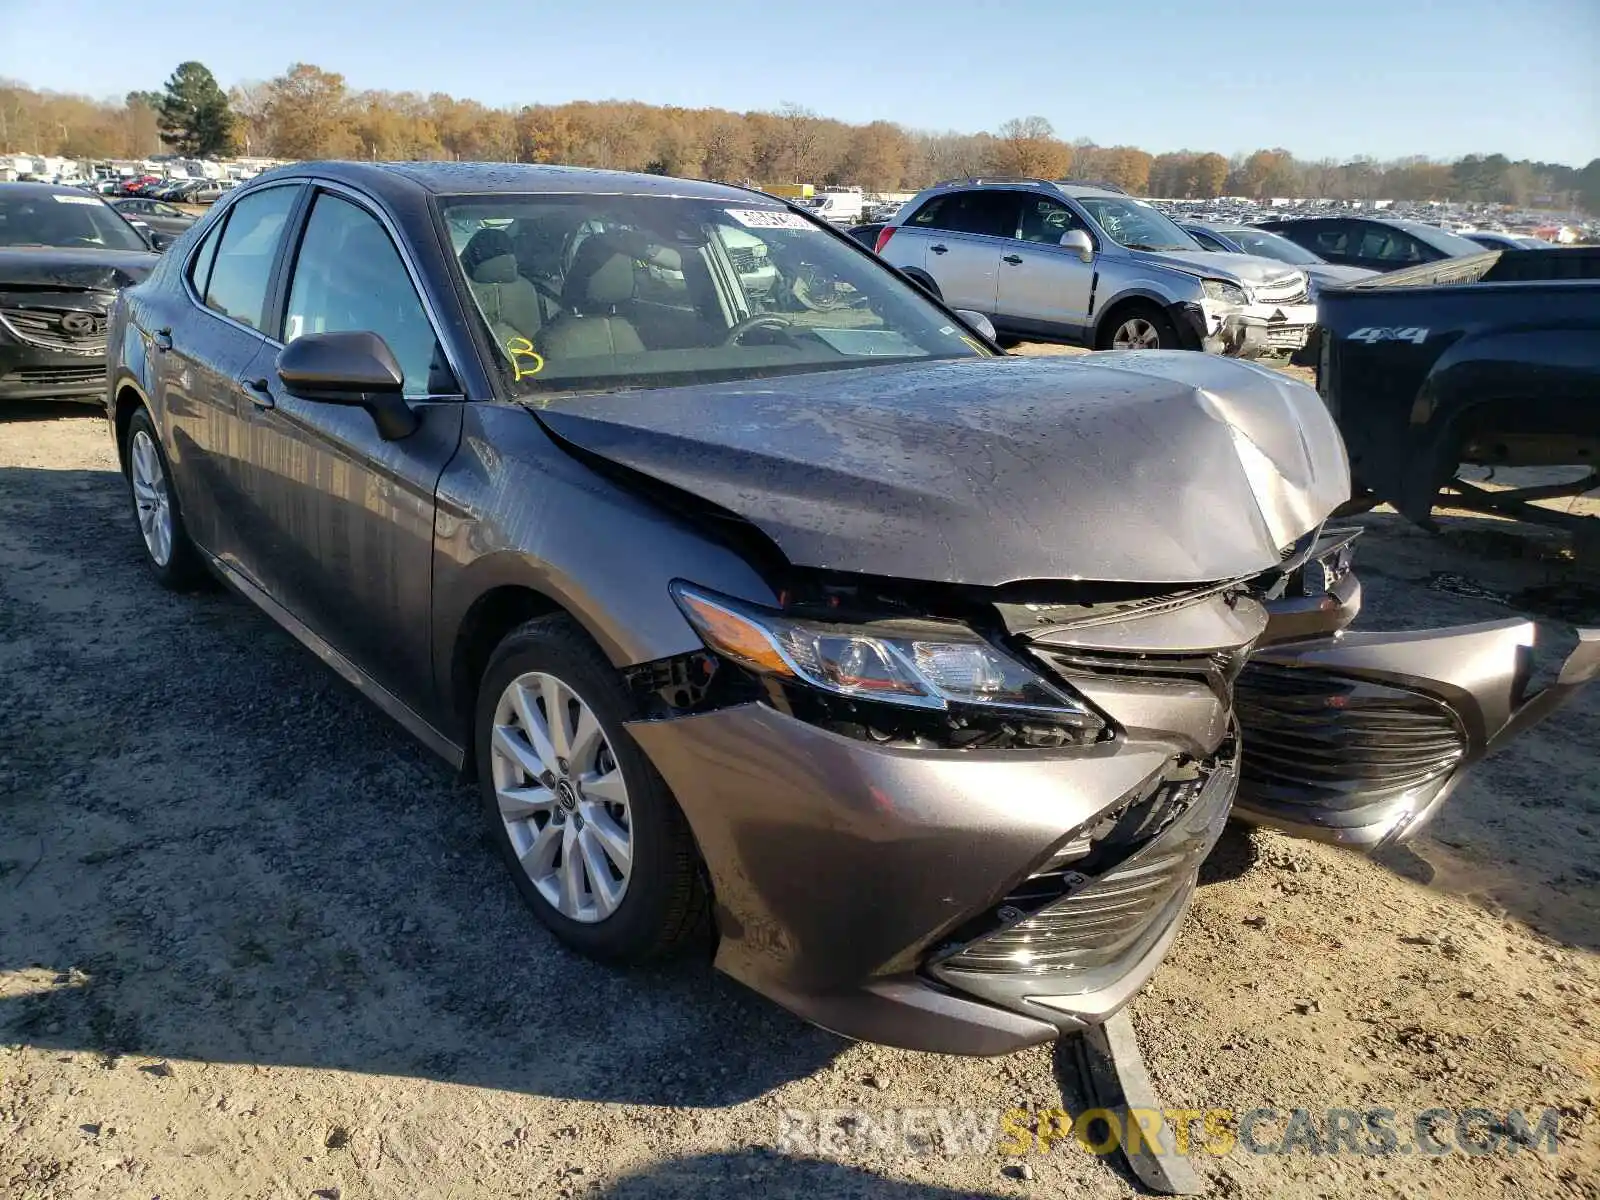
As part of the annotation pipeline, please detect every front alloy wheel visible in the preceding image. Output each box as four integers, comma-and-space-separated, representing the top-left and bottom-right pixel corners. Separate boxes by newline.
490, 671, 634, 923
474, 614, 708, 964
1111, 316, 1164, 350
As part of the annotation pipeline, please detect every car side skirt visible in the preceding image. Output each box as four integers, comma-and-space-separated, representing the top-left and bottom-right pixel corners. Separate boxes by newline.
205, 551, 466, 770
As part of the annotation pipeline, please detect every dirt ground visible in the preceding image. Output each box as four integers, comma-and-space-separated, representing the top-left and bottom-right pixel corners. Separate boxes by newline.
2, 374, 1597, 1200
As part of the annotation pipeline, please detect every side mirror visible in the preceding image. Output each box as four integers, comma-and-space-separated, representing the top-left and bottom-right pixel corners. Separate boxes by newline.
1060, 229, 1094, 263
952, 309, 998, 343
275, 331, 419, 441
148, 231, 175, 252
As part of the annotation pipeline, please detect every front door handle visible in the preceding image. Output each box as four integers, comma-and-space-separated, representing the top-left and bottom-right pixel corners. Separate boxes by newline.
1002, 254, 1023, 265
930, 244, 948, 255
242, 377, 275, 411
152, 328, 172, 352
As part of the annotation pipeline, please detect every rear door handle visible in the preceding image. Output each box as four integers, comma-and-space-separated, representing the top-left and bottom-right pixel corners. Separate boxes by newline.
242, 377, 275, 411
1002, 254, 1023, 265
930, 244, 948, 255
152, 328, 172, 352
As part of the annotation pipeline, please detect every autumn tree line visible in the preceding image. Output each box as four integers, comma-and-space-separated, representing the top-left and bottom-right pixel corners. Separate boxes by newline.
3, 62, 1597, 212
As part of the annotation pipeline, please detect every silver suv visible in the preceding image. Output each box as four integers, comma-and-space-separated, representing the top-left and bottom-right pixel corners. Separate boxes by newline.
875, 179, 1317, 357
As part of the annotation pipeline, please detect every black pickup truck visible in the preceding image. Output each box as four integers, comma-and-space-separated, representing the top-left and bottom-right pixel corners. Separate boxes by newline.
1312, 248, 1600, 535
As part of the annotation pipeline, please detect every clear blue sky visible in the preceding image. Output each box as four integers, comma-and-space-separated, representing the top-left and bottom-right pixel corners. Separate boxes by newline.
2, 0, 1595, 165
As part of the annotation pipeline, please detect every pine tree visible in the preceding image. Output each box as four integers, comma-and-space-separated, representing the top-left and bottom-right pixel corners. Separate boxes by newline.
157, 62, 235, 158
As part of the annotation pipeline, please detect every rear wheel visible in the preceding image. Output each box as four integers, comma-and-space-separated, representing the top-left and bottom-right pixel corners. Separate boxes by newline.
1100, 304, 1179, 351
123, 408, 206, 590
474, 615, 709, 964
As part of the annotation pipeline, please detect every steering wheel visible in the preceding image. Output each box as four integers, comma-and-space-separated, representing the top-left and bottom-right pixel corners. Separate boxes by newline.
722, 314, 795, 346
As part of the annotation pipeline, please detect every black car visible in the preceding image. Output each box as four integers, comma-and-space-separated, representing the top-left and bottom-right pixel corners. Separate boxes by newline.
847, 221, 884, 249
1463, 230, 1549, 251
1256, 215, 1485, 273
112, 196, 198, 241
0, 182, 159, 403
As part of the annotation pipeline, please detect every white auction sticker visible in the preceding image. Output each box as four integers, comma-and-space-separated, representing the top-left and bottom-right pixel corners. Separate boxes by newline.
724, 208, 813, 230
52, 193, 104, 206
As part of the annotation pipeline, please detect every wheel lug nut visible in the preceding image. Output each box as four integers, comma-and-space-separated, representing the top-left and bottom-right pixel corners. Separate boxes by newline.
557, 757, 570, 775
541, 771, 555, 786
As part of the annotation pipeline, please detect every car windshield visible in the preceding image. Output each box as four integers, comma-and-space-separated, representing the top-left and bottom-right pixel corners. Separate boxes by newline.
442, 193, 987, 396
1076, 197, 1197, 251
0, 190, 147, 251
1216, 228, 1325, 266
1391, 221, 1487, 258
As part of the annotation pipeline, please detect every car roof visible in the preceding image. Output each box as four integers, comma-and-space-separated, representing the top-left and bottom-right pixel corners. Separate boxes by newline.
0, 181, 107, 200
251, 161, 780, 206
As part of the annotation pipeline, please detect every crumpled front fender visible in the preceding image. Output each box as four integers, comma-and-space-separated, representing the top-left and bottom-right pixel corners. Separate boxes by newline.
1232, 621, 1599, 849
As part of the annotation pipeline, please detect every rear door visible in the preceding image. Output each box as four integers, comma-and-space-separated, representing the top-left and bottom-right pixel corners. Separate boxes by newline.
158, 183, 304, 558
995, 194, 1095, 335
229, 184, 465, 713
914, 191, 1018, 313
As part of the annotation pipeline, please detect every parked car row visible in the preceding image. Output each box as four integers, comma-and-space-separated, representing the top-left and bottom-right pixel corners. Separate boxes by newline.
866, 177, 1318, 356
75, 162, 1594, 1058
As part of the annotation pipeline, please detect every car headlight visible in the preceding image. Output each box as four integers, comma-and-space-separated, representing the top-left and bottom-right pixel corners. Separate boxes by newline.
671, 582, 1102, 729
1201, 278, 1249, 305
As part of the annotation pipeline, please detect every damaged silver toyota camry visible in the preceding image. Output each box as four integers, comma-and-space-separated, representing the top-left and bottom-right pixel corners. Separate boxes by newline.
107, 163, 1599, 1057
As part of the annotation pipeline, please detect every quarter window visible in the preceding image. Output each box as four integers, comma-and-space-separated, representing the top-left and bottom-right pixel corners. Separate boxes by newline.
187, 218, 224, 297
203, 186, 298, 330
282, 193, 446, 398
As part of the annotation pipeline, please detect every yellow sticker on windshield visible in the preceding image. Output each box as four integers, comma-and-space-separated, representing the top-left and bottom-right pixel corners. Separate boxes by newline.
505, 337, 544, 380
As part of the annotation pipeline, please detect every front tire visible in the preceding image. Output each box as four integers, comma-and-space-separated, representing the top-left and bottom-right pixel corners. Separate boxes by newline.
123, 408, 206, 590
474, 615, 709, 964
1100, 304, 1179, 351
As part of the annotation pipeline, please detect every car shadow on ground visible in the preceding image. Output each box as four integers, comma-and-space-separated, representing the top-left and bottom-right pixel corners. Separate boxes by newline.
0, 461, 843, 1107
593, 1150, 1012, 1199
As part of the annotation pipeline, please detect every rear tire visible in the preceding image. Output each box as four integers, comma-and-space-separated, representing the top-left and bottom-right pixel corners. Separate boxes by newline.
123, 407, 206, 590
474, 614, 709, 965
1098, 303, 1180, 351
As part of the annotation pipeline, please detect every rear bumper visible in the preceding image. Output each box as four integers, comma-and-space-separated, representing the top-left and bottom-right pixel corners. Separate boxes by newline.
628, 703, 1231, 1056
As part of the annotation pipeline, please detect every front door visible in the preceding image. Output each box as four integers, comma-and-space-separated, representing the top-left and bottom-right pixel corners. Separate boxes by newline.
995, 196, 1095, 335
230, 186, 465, 714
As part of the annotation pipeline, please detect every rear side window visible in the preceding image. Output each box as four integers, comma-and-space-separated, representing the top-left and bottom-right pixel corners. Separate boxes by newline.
203, 186, 299, 330
908, 191, 1020, 238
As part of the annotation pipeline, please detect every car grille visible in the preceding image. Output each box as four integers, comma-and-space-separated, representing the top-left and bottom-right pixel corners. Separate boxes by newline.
930, 754, 1237, 977
0, 305, 110, 354
3, 364, 105, 387
1266, 324, 1309, 346
1035, 646, 1247, 702
1255, 275, 1309, 305
1234, 661, 1467, 803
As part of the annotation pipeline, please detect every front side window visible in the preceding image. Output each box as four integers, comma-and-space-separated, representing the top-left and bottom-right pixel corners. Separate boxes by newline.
0, 190, 147, 251
1355, 227, 1424, 265
1186, 227, 1230, 252
282, 193, 446, 397
203, 186, 299, 330
443, 193, 988, 397
1076, 197, 1197, 252
1018, 198, 1085, 244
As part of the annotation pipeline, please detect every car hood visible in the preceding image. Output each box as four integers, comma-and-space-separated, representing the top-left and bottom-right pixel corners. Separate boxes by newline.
533, 352, 1350, 587
1131, 248, 1304, 289
1303, 263, 1379, 287
0, 247, 158, 292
